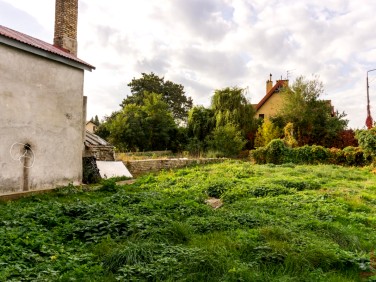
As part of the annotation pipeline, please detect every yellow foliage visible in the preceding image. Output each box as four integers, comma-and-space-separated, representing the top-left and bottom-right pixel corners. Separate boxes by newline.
283, 122, 298, 148
254, 118, 281, 147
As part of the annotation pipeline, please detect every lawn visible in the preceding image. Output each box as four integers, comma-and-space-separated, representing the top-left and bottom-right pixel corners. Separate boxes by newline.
1, 161, 376, 281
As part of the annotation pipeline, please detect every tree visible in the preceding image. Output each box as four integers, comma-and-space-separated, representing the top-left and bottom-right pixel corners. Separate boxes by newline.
254, 118, 281, 147
206, 124, 247, 157
187, 106, 215, 141
329, 129, 358, 149
100, 92, 177, 151
211, 87, 256, 139
121, 72, 193, 121
93, 115, 100, 126
141, 92, 177, 150
109, 105, 147, 151
95, 111, 119, 140
272, 76, 348, 147
186, 106, 215, 155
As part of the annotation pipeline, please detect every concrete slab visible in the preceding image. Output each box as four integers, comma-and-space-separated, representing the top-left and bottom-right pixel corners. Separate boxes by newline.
96, 161, 133, 179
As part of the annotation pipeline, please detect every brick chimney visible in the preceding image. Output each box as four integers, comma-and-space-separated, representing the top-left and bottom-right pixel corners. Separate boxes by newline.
53, 0, 78, 55
266, 73, 273, 94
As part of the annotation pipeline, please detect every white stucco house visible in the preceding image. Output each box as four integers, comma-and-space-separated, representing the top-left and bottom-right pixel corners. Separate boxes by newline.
0, 0, 95, 195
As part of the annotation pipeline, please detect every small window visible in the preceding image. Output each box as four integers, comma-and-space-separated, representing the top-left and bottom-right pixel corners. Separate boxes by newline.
259, 114, 265, 119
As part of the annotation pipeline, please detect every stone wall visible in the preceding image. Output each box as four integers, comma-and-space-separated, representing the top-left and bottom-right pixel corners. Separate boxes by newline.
125, 158, 225, 177
84, 146, 115, 161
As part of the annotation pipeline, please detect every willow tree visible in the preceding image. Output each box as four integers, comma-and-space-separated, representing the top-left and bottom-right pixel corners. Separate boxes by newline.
186, 106, 215, 155
211, 87, 256, 138
187, 106, 215, 141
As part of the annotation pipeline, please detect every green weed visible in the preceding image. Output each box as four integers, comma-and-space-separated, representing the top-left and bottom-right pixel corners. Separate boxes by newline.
0, 161, 375, 281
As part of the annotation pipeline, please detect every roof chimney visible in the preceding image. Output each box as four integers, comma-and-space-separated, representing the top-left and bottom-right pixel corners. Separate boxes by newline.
53, 0, 78, 56
266, 73, 273, 94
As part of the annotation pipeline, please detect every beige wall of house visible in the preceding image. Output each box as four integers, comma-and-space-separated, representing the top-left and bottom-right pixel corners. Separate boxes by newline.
0, 44, 85, 194
85, 121, 97, 133
255, 90, 287, 119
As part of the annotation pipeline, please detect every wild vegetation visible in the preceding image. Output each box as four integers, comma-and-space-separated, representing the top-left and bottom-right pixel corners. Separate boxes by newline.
271, 76, 348, 147
1, 161, 376, 281
95, 73, 351, 157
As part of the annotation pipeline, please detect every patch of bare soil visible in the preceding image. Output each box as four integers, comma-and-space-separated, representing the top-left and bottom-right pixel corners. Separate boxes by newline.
205, 197, 223, 209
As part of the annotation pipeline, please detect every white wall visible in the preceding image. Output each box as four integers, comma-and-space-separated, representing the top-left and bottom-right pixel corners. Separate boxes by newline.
0, 44, 85, 194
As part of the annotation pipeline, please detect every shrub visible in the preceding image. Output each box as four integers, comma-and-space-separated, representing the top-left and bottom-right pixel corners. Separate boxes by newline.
332, 129, 358, 149
252, 143, 370, 167
254, 118, 281, 147
250, 147, 267, 164
328, 148, 346, 165
100, 179, 117, 192
310, 145, 329, 163
206, 124, 246, 157
342, 146, 371, 166
205, 180, 235, 198
288, 145, 307, 164
355, 128, 376, 158
265, 139, 288, 164
283, 122, 298, 148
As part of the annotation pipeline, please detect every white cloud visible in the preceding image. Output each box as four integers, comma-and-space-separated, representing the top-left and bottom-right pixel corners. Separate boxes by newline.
1, 0, 376, 128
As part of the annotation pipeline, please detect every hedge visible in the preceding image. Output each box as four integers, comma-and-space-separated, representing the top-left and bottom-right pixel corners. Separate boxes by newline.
251, 140, 372, 166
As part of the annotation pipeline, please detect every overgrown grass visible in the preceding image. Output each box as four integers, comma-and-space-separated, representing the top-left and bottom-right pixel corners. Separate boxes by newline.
1, 161, 376, 281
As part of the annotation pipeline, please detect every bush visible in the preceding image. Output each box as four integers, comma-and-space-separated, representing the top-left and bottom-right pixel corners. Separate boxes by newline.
355, 128, 376, 158
99, 179, 117, 192
265, 139, 288, 164
288, 145, 328, 164
328, 148, 346, 165
252, 143, 370, 167
250, 147, 267, 164
342, 146, 371, 166
290, 145, 329, 164
206, 124, 246, 157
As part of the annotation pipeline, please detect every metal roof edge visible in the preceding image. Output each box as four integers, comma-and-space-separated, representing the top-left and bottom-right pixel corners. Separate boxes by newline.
0, 36, 95, 72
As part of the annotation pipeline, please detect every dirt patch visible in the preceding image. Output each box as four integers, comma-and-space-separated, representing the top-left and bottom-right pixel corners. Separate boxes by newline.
205, 197, 223, 209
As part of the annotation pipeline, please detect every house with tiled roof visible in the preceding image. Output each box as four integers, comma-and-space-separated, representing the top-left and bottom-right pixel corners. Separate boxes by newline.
254, 74, 335, 120
254, 74, 289, 119
0, 0, 95, 195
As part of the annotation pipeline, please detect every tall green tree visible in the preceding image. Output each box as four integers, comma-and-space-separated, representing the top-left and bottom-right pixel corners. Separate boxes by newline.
211, 87, 256, 139
187, 106, 215, 141
95, 111, 119, 140
89, 115, 100, 126
141, 92, 177, 150
121, 72, 193, 122
101, 92, 177, 151
186, 106, 215, 155
272, 76, 348, 147
109, 105, 147, 151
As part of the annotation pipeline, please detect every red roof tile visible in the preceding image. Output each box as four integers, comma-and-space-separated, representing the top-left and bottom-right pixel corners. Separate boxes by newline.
0, 25, 94, 70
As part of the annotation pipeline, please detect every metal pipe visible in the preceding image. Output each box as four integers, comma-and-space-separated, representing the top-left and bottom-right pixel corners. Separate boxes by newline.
366, 69, 376, 129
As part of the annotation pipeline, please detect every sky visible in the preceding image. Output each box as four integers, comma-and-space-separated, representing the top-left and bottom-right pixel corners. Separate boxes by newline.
1, 0, 376, 129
